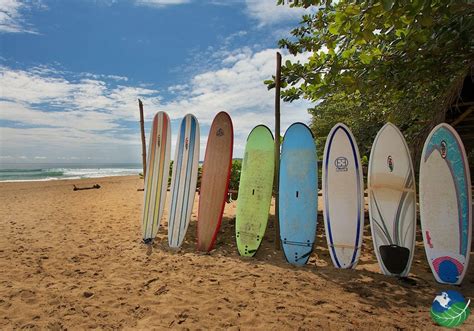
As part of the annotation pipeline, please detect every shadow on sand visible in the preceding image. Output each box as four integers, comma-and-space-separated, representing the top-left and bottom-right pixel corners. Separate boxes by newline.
146, 208, 474, 311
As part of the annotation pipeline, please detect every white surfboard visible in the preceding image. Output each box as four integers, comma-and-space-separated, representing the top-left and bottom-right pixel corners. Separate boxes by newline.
168, 114, 200, 248
368, 123, 416, 277
323, 123, 364, 269
419, 123, 472, 285
142, 111, 171, 244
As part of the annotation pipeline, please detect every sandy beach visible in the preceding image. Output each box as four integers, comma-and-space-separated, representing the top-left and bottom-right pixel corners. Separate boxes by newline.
0, 176, 473, 330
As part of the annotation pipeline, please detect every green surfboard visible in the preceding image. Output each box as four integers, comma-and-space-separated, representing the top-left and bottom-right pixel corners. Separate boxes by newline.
236, 125, 275, 257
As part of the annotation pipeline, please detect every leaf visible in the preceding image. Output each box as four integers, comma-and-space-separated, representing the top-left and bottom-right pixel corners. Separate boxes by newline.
359, 52, 373, 64
382, 0, 395, 11
431, 300, 471, 328
341, 47, 355, 59
419, 14, 433, 27
334, 11, 345, 24
344, 4, 360, 16
328, 22, 341, 35
362, 29, 375, 41
410, 0, 424, 13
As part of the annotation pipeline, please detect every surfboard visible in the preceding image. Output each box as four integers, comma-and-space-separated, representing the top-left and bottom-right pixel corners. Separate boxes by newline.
323, 123, 364, 269
419, 123, 472, 285
235, 125, 274, 257
142, 111, 171, 244
279, 123, 318, 266
368, 123, 416, 277
197, 111, 233, 252
168, 114, 200, 248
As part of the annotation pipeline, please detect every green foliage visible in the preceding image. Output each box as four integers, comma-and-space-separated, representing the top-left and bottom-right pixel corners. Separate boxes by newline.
268, 0, 474, 160
168, 160, 173, 187
229, 159, 242, 192
194, 160, 240, 196
169, 160, 202, 189
196, 164, 203, 189
310, 91, 385, 162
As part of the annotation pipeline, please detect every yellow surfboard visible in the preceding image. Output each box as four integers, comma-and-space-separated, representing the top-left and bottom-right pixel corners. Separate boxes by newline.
142, 112, 171, 244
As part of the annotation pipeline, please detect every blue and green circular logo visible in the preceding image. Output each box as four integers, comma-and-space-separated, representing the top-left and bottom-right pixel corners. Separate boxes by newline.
431, 290, 470, 328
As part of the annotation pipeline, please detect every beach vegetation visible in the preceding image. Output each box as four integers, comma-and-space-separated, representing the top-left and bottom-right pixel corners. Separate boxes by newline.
266, 0, 474, 164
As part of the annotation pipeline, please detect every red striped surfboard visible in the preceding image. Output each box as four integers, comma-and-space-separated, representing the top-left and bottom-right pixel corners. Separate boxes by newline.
142, 111, 171, 244
197, 112, 233, 251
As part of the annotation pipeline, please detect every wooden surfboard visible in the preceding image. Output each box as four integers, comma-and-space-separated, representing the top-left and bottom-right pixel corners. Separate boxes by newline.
197, 112, 233, 251
420, 123, 472, 285
168, 114, 200, 248
142, 111, 171, 244
323, 123, 364, 269
368, 123, 416, 277
279, 122, 318, 266
236, 125, 274, 257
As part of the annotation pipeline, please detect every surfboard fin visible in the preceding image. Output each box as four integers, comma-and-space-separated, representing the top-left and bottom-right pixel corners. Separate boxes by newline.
295, 250, 312, 261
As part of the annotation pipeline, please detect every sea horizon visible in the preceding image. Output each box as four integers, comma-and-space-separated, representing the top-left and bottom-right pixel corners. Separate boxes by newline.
0, 162, 143, 182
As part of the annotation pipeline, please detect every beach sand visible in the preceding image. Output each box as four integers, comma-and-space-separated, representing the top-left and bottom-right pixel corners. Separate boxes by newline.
0, 176, 473, 330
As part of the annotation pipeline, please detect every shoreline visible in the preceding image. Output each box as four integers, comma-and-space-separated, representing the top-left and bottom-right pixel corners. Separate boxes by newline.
0, 175, 140, 185
1, 175, 473, 329
0, 174, 141, 184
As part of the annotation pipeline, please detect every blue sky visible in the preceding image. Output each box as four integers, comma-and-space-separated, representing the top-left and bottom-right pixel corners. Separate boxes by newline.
0, 0, 312, 164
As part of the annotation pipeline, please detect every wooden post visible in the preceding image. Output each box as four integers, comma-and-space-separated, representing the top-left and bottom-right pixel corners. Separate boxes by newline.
450, 105, 474, 127
274, 52, 282, 250
138, 99, 147, 180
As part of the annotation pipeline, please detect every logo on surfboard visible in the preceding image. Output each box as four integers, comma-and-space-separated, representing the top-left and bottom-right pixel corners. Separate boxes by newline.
185, 137, 189, 150
216, 128, 224, 137
157, 135, 161, 147
440, 140, 447, 159
334, 157, 348, 172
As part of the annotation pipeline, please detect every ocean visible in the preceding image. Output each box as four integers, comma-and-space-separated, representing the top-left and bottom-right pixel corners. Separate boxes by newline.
0, 163, 143, 182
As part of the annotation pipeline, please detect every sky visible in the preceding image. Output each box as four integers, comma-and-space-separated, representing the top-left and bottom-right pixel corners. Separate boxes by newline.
0, 0, 313, 164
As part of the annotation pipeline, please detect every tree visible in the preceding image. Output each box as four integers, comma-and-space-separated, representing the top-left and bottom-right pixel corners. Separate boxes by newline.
266, 0, 474, 161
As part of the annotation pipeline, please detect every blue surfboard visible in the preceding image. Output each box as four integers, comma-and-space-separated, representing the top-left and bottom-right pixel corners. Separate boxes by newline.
279, 123, 318, 266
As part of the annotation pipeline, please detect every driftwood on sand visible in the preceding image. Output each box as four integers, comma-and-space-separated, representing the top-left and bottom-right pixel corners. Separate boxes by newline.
73, 184, 101, 191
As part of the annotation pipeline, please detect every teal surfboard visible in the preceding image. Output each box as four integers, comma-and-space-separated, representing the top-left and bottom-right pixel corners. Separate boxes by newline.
279, 123, 318, 266
236, 125, 274, 257
420, 123, 472, 284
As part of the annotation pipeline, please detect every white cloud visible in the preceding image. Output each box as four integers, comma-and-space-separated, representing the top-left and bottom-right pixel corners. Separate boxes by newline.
155, 47, 312, 157
0, 0, 44, 34
0, 66, 161, 119
0, 65, 161, 162
0, 126, 141, 163
134, 0, 191, 7
244, 0, 312, 27
0, 47, 312, 162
